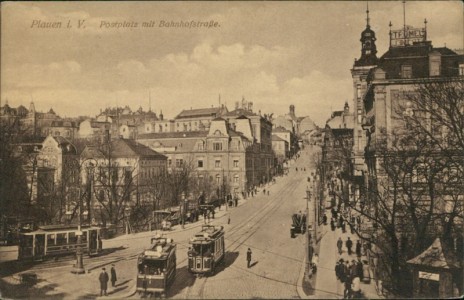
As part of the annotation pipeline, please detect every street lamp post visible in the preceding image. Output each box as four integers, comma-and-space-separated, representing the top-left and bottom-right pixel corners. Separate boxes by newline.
306, 186, 312, 277
70, 159, 96, 275
71, 187, 85, 274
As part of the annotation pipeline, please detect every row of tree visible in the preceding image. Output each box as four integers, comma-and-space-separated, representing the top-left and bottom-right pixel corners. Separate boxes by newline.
326, 80, 463, 295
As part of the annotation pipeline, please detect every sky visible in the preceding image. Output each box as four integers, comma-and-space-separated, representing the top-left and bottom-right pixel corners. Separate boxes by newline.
1, 1, 463, 126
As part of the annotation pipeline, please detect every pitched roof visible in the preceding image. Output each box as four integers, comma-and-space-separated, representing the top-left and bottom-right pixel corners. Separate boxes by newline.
224, 108, 257, 117
273, 126, 290, 133
407, 238, 461, 269
175, 107, 223, 119
111, 139, 166, 159
272, 135, 286, 142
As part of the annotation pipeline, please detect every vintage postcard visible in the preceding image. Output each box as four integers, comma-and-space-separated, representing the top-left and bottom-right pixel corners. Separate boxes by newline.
1, 1, 463, 299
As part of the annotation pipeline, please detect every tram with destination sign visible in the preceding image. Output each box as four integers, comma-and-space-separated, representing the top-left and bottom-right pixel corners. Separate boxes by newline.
17, 225, 101, 261
136, 235, 177, 298
188, 225, 225, 275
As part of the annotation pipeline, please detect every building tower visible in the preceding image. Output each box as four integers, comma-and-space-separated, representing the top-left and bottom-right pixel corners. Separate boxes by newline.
350, 2, 378, 182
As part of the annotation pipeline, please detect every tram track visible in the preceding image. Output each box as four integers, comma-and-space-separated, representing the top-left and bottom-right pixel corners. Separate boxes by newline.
179, 176, 307, 299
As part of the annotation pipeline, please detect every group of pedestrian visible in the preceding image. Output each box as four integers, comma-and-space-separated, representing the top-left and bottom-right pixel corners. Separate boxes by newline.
99, 265, 117, 296
336, 237, 363, 257
335, 259, 363, 299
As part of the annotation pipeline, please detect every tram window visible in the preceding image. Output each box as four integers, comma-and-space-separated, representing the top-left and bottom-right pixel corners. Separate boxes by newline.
192, 244, 210, 255
47, 234, 56, 245
81, 231, 87, 243
69, 232, 77, 244
138, 260, 166, 275
20, 235, 33, 247
56, 233, 67, 245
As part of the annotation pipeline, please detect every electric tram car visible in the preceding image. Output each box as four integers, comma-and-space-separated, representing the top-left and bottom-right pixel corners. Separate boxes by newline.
188, 225, 225, 275
17, 225, 102, 261
136, 235, 177, 298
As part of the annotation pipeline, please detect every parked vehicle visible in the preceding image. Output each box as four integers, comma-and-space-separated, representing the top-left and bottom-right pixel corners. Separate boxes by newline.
188, 225, 225, 275
136, 235, 176, 298
17, 225, 101, 261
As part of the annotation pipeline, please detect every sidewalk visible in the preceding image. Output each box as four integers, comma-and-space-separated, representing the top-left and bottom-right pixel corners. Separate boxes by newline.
311, 222, 382, 299
0, 192, 262, 299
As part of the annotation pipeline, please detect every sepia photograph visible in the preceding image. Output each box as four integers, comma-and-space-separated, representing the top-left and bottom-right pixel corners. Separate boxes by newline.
0, 0, 463, 299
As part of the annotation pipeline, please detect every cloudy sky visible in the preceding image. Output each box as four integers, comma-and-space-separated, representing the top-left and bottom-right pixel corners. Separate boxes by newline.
1, 1, 462, 126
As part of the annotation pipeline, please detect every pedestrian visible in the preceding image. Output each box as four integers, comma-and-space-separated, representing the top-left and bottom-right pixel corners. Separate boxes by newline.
247, 248, 252, 268
234, 197, 238, 207
330, 218, 335, 231
357, 259, 364, 281
322, 214, 328, 225
350, 222, 355, 234
339, 259, 346, 283
351, 276, 361, 299
267, 190, 270, 196
335, 261, 341, 280
341, 220, 346, 233
344, 275, 352, 299
212, 209, 215, 219
356, 240, 362, 257
346, 237, 353, 255
337, 237, 343, 255
99, 267, 109, 296
350, 260, 358, 278
110, 264, 117, 287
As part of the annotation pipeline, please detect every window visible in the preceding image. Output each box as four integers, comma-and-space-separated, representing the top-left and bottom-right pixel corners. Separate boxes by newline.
213, 142, 222, 151
216, 174, 220, 185
429, 60, 441, 76
356, 85, 361, 99
234, 175, 239, 183
168, 159, 172, 167
198, 160, 203, 168
459, 64, 464, 76
401, 65, 412, 79
175, 159, 183, 168
215, 160, 221, 168
198, 142, 204, 150
233, 160, 239, 168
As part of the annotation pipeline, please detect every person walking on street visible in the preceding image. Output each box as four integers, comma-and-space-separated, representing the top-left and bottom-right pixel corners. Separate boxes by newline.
344, 275, 353, 299
99, 268, 109, 296
351, 276, 361, 299
337, 237, 343, 255
346, 237, 353, 255
335, 261, 341, 280
330, 218, 335, 231
110, 264, 117, 287
247, 248, 252, 268
339, 259, 346, 283
322, 214, 328, 225
356, 240, 362, 257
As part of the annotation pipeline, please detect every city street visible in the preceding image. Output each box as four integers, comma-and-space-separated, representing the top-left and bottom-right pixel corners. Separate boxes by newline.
0, 146, 321, 299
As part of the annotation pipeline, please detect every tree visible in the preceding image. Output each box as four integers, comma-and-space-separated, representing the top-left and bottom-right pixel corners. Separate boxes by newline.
339, 78, 464, 295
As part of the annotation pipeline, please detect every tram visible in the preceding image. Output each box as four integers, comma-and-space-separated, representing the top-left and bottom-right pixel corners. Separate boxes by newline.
188, 225, 225, 275
136, 235, 176, 298
17, 225, 102, 261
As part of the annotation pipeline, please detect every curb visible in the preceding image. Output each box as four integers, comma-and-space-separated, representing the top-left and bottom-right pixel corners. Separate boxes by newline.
297, 256, 310, 299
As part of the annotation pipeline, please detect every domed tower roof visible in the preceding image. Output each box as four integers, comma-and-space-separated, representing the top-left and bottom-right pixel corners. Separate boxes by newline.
355, 3, 378, 67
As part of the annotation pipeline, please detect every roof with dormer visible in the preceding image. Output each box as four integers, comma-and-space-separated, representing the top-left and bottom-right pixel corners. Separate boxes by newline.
371, 43, 463, 80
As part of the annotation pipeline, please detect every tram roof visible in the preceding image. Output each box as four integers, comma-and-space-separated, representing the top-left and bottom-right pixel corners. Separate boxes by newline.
22, 225, 100, 234
190, 225, 224, 243
141, 241, 176, 260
